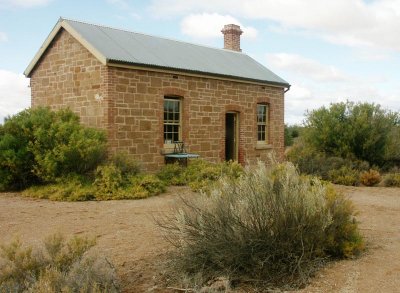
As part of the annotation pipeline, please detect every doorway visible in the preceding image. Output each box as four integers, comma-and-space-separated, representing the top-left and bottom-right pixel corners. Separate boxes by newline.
225, 112, 238, 161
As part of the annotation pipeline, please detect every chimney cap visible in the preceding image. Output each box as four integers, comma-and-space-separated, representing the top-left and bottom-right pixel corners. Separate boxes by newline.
221, 24, 243, 34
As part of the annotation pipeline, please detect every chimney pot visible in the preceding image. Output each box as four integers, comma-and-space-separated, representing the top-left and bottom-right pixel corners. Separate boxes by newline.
221, 24, 243, 52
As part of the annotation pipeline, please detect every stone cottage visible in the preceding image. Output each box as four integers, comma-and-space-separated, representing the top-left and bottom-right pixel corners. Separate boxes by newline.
24, 18, 290, 171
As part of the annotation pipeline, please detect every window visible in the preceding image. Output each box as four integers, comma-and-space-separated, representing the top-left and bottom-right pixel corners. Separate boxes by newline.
164, 98, 181, 144
257, 104, 268, 143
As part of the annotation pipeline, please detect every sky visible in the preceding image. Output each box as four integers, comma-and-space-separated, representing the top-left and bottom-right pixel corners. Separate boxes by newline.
0, 0, 399, 125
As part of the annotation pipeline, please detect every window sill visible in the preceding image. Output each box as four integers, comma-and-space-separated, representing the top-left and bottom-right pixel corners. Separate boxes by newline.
255, 143, 273, 150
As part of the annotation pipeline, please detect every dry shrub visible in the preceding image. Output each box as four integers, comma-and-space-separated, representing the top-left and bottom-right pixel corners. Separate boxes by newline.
157, 161, 364, 290
383, 173, 400, 187
360, 169, 381, 186
0, 234, 119, 292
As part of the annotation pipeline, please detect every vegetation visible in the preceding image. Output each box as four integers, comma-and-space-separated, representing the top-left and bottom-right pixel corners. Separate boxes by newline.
385, 125, 400, 167
0, 234, 119, 292
328, 166, 361, 186
287, 101, 399, 185
24, 164, 165, 201
156, 159, 244, 192
383, 172, 400, 187
360, 169, 381, 186
303, 101, 399, 167
284, 124, 302, 147
0, 107, 107, 191
158, 161, 364, 289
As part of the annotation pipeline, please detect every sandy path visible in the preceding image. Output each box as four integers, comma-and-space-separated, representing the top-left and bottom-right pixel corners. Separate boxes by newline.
0, 186, 399, 292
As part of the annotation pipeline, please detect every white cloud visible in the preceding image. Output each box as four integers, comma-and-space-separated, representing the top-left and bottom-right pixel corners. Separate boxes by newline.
149, 0, 400, 51
181, 13, 257, 39
0, 70, 30, 123
0, 0, 52, 8
283, 76, 399, 125
0, 31, 7, 42
267, 53, 348, 82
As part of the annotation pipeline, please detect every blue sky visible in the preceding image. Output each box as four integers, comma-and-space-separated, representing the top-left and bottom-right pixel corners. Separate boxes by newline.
0, 0, 399, 124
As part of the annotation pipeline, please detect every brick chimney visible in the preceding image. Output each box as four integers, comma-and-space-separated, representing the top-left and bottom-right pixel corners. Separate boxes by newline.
221, 24, 243, 52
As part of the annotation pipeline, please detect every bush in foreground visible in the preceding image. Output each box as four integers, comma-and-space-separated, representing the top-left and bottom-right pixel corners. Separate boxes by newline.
0, 234, 119, 292
158, 161, 364, 289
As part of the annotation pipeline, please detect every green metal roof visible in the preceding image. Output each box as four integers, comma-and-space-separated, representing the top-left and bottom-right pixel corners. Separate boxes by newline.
26, 18, 290, 87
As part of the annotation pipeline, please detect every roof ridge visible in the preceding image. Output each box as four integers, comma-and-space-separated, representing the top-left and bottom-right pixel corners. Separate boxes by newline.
60, 17, 246, 56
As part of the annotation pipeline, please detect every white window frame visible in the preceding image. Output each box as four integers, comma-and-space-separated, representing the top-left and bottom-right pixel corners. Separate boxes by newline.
257, 104, 269, 144
163, 97, 182, 146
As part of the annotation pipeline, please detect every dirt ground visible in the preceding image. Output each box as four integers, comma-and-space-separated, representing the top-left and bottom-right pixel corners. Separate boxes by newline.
0, 185, 399, 292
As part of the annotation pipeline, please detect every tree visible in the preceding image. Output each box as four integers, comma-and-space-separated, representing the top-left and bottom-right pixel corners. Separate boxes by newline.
304, 101, 399, 166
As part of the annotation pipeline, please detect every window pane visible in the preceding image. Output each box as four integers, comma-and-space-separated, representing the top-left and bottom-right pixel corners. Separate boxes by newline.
164, 98, 181, 143
257, 105, 266, 123
257, 104, 268, 142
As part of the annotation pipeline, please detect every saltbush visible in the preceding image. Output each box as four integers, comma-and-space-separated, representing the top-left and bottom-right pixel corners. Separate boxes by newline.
0, 234, 119, 292
360, 169, 381, 186
383, 173, 400, 187
158, 161, 364, 289
0, 107, 107, 190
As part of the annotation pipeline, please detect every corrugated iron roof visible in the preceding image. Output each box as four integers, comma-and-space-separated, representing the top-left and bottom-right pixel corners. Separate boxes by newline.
25, 18, 289, 87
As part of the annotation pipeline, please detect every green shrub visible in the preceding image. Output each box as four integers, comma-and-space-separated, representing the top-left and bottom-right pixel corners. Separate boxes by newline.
328, 166, 360, 186
157, 163, 186, 185
0, 107, 107, 190
184, 159, 243, 192
23, 179, 96, 201
360, 169, 381, 186
24, 165, 165, 201
94, 164, 124, 199
0, 234, 119, 292
109, 152, 141, 177
130, 174, 166, 196
158, 161, 363, 289
157, 160, 243, 192
383, 173, 400, 187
